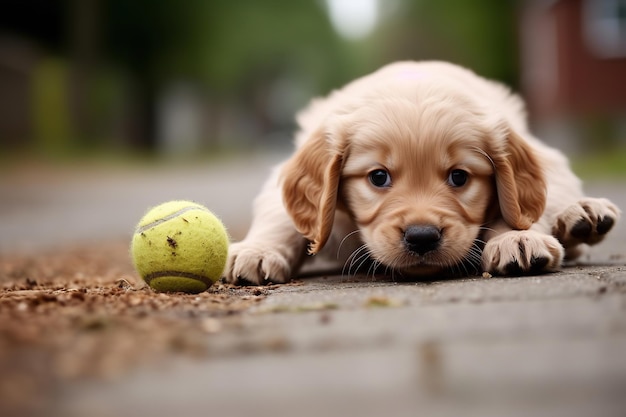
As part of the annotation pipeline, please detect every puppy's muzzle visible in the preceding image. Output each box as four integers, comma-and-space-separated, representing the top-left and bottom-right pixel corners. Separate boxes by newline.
403, 225, 441, 255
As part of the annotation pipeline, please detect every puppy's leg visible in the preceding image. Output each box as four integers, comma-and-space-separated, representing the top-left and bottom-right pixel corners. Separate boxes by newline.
223, 166, 308, 285
483, 195, 620, 275
482, 222, 564, 276
483, 148, 620, 274
552, 197, 621, 259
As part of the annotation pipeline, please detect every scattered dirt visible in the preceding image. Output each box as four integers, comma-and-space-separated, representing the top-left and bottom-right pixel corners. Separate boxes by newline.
0, 242, 266, 415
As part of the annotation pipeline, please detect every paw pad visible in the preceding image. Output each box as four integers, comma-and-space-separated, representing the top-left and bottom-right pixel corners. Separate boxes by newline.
596, 216, 615, 235
504, 255, 549, 276
482, 230, 563, 276
571, 217, 592, 239
553, 198, 620, 248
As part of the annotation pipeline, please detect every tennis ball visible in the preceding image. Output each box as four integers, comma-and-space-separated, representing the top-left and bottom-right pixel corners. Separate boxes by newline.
131, 200, 229, 293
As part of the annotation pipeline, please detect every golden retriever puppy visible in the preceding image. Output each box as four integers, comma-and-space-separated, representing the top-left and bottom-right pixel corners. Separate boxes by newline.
223, 61, 620, 285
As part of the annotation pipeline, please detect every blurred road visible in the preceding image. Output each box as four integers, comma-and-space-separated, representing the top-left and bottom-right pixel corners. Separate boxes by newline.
0, 153, 286, 253
2, 153, 626, 417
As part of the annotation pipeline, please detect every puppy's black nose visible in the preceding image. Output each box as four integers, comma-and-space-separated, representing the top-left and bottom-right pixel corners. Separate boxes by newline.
404, 225, 441, 255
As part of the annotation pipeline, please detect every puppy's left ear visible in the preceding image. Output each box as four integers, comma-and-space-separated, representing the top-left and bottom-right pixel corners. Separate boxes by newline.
491, 127, 546, 229
281, 121, 348, 254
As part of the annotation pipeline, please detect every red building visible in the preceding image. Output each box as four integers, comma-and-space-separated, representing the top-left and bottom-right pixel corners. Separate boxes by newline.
520, 0, 626, 148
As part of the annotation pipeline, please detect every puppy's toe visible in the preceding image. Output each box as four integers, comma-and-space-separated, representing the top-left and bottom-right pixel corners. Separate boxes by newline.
483, 230, 564, 276
223, 242, 292, 285
553, 198, 621, 248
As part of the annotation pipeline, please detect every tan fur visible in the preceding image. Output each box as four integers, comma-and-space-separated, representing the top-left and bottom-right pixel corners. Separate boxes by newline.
223, 61, 620, 284
282, 123, 348, 254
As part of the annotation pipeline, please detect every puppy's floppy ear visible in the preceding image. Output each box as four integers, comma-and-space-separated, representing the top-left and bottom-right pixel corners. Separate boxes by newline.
490, 127, 546, 229
281, 121, 348, 254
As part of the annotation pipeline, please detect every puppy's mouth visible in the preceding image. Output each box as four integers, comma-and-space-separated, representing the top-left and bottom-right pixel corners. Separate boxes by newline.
390, 249, 478, 277
364, 225, 483, 277
394, 252, 449, 273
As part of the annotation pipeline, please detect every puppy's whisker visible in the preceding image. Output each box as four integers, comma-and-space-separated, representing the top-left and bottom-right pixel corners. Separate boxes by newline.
464, 242, 484, 274
372, 260, 384, 281
385, 265, 396, 282
388, 257, 406, 281
473, 239, 487, 247
343, 244, 370, 277
337, 230, 361, 260
477, 226, 496, 242
350, 254, 370, 278
366, 260, 378, 281
471, 146, 496, 170
383, 263, 391, 281
351, 246, 371, 273
343, 246, 361, 277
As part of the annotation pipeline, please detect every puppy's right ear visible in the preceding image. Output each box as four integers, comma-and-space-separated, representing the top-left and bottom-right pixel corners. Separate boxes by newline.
490, 127, 546, 230
281, 123, 348, 254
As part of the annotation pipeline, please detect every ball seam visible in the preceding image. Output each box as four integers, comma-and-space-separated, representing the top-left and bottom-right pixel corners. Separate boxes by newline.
135, 205, 210, 234
144, 270, 213, 286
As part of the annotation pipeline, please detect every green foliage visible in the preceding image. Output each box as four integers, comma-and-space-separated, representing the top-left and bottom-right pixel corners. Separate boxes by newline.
99, 0, 520, 94
380, 0, 518, 85
102, 1, 347, 93
31, 58, 74, 154
12, 0, 523, 153
572, 148, 626, 179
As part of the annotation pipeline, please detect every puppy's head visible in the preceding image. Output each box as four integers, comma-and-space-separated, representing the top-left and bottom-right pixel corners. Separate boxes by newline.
281, 87, 546, 275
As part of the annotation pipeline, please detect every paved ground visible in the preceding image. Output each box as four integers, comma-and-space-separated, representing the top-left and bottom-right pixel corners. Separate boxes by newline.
1, 153, 626, 417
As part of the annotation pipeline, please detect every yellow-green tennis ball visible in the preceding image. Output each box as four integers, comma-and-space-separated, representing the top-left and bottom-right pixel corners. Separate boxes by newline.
131, 200, 229, 293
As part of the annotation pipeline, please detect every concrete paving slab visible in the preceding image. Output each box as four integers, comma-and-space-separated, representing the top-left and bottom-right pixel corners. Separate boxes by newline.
56, 276, 626, 417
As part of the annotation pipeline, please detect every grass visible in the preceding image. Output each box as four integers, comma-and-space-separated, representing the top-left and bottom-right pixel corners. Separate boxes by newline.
571, 148, 626, 180
3, 144, 625, 181
0, 145, 273, 177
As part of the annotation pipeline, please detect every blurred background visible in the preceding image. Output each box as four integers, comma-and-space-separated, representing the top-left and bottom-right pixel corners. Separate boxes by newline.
1, 0, 624, 160
2, 4, 626, 416
1, 0, 625, 250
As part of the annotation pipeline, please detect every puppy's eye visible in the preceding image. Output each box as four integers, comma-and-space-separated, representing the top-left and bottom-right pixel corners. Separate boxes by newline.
448, 169, 468, 187
368, 169, 392, 188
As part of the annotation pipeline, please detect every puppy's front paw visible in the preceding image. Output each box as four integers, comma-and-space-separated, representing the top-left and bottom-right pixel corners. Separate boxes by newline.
482, 230, 564, 276
553, 198, 620, 247
223, 241, 292, 285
